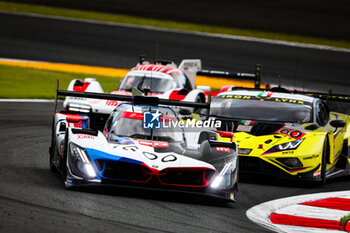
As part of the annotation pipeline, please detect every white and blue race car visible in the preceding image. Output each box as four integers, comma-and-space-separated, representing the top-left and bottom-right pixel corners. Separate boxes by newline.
50, 92, 239, 201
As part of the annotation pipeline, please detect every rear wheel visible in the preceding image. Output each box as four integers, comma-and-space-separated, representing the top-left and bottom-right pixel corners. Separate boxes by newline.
49, 141, 58, 173
49, 117, 56, 173
194, 94, 205, 113
195, 94, 205, 103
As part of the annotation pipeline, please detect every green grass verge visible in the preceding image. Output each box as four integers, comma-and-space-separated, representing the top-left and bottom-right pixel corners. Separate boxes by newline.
0, 1, 349, 49
341, 214, 350, 224
0, 65, 121, 98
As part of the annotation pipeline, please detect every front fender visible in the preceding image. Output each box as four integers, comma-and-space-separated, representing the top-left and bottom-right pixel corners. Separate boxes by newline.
67, 78, 104, 93
184, 89, 205, 102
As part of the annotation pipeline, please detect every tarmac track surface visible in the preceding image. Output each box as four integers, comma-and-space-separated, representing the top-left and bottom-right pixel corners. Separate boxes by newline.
1, 12, 350, 93
1, 103, 350, 233
1, 12, 350, 233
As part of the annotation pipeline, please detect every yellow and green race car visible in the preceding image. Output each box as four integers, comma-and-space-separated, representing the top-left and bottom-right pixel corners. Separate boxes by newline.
209, 89, 350, 182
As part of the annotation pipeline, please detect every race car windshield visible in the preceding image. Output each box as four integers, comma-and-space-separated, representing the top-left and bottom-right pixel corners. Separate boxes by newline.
119, 75, 176, 93
210, 98, 312, 123
107, 105, 184, 143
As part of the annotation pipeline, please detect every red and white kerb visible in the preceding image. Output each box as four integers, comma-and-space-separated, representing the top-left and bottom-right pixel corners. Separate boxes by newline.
270, 197, 350, 232
247, 191, 350, 233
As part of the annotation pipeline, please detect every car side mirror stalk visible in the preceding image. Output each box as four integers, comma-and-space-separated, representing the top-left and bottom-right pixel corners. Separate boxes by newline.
305, 124, 319, 130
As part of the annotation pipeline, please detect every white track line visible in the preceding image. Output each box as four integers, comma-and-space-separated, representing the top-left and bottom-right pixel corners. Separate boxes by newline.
276, 225, 343, 233
1, 10, 349, 54
0, 57, 50, 63
0, 99, 59, 102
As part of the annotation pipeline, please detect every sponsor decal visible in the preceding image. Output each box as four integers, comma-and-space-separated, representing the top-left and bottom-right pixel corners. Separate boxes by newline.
106, 100, 119, 106
237, 125, 253, 132
303, 154, 320, 160
282, 151, 295, 154
276, 127, 305, 140
220, 95, 308, 105
77, 135, 95, 140
68, 97, 86, 101
216, 147, 231, 152
257, 92, 274, 98
139, 140, 169, 148
241, 120, 256, 125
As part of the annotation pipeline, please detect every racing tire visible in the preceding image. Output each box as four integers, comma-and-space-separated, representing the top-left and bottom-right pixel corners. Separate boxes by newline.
49, 140, 58, 173
320, 138, 328, 184
49, 118, 57, 173
62, 129, 72, 189
194, 94, 205, 112
195, 94, 205, 103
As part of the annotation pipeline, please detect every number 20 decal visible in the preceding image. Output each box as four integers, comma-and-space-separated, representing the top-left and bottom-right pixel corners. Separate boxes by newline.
276, 127, 305, 140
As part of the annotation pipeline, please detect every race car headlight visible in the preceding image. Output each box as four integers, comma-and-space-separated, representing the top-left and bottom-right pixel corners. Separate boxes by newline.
68, 143, 97, 179
238, 148, 252, 155
276, 157, 303, 168
265, 139, 304, 153
210, 157, 237, 189
67, 103, 91, 113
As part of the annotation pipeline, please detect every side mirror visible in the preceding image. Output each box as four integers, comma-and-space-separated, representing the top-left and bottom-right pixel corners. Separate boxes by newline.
59, 122, 66, 132
198, 131, 217, 144
216, 131, 234, 138
305, 124, 319, 130
330, 120, 346, 128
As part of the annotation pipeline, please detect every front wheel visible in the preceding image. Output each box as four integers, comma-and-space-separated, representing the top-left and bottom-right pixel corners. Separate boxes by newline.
62, 129, 72, 189
49, 117, 57, 173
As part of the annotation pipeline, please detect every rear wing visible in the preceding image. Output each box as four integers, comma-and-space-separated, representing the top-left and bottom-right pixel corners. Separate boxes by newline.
55, 72, 212, 117
291, 90, 350, 103
138, 56, 262, 89
57, 90, 209, 109
232, 85, 350, 103
197, 64, 262, 89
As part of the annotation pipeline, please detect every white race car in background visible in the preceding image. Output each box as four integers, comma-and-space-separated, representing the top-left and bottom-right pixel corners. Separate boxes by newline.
63, 59, 208, 116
